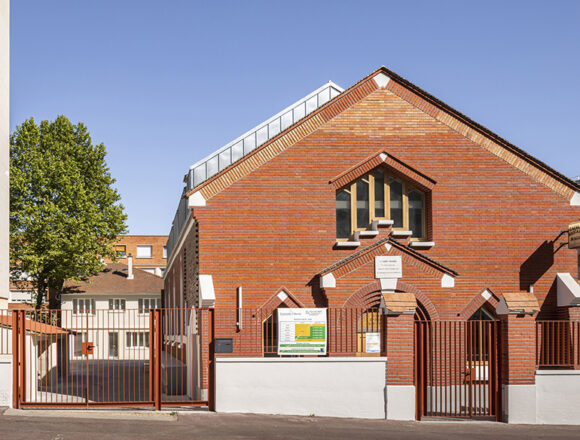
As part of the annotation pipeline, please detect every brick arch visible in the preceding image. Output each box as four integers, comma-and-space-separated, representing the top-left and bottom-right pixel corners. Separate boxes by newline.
458, 288, 500, 320
396, 280, 440, 321
258, 286, 304, 318
343, 281, 382, 309
342, 280, 440, 320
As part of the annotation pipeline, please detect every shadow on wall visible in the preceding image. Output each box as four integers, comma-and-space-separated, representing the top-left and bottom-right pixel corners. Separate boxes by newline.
519, 240, 554, 291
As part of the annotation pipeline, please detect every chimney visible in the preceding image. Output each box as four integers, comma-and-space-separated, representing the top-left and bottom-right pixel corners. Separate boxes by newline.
127, 253, 134, 280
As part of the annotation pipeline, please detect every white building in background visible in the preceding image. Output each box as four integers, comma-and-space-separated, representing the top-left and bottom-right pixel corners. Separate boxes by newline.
60, 260, 162, 360
0, 0, 9, 308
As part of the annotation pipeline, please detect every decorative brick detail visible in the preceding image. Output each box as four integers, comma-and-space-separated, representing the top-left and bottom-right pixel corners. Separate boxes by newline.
343, 281, 382, 309
330, 150, 436, 192
458, 288, 500, 320
385, 78, 575, 201
396, 280, 440, 321
322, 237, 456, 281
259, 287, 304, 318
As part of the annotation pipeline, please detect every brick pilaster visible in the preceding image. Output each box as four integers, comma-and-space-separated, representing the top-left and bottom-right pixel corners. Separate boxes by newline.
500, 314, 537, 385
385, 313, 415, 385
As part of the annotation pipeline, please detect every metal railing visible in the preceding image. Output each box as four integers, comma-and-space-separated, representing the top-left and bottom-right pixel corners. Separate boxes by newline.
166, 81, 343, 260
214, 308, 384, 358
536, 321, 580, 368
0, 309, 11, 354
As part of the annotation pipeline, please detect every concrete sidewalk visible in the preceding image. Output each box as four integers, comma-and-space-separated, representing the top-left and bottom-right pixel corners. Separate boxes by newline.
1, 408, 579, 440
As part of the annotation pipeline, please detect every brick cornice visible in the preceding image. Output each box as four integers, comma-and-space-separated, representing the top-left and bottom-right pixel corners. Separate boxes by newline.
317, 237, 458, 281
330, 150, 436, 191
457, 288, 500, 319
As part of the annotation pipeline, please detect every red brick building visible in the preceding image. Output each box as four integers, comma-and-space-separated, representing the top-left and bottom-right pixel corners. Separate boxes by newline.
164, 67, 580, 422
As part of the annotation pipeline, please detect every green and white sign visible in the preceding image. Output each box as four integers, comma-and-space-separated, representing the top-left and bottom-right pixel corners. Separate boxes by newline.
278, 308, 327, 355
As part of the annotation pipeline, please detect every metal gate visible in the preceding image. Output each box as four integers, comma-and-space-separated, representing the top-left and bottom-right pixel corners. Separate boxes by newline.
414, 320, 502, 420
11, 308, 213, 409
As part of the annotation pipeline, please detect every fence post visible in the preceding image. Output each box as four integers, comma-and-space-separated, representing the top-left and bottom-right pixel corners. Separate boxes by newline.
11, 310, 19, 408
149, 310, 154, 404
208, 308, 215, 411
154, 309, 162, 411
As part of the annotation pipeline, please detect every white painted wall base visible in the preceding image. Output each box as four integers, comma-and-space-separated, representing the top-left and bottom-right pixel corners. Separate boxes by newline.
0, 354, 12, 406
502, 384, 536, 424
215, 357, 387, 419
536, 370, 580, 425
385, 385, 415, 420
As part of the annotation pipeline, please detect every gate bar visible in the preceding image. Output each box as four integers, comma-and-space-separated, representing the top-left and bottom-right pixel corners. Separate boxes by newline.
12, 310, 19, 409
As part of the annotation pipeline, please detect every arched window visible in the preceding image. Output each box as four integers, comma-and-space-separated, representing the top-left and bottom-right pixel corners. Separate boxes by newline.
336, 167, 426, 240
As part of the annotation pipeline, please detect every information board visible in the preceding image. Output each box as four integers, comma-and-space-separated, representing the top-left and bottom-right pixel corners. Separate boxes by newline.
365, 333, 381, 354
278, 308, 327, 355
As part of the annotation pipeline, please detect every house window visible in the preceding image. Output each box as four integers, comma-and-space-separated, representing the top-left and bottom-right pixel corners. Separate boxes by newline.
109, 299, 126, 310
136, 245, 153, 258
335, 168, 426, 240
139, 298, 161, 314
126, 332, 149, 348
72, 298, 95, 315
163, 246, 167, 259
109, 332, 119, 357
115, 245, 127, 258
73, 332, 86, 356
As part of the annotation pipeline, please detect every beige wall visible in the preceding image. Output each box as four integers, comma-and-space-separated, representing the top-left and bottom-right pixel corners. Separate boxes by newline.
0, 0, 9, 306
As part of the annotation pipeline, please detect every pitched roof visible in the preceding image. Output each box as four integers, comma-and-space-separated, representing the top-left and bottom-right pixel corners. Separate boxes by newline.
62, 263, 163, 295
186, 66, 580, 203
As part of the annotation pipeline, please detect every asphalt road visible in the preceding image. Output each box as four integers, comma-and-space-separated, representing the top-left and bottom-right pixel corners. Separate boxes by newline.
1, 408, 579, 440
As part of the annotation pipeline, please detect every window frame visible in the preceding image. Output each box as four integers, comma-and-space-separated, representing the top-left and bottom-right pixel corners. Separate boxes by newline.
136, 245, 153, 259
108, 298, 126, 311
114, 245, 127, 259
72, 298, 96, 315
336, 166, 427, 241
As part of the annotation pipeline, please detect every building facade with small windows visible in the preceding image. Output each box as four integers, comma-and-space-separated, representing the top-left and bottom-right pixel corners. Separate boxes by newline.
61, 263, 162, 360
109, 235, 168, 277
164, 67, 580, 422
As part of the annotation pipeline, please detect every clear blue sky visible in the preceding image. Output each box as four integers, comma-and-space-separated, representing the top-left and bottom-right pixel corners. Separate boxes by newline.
10, 1, 580, 234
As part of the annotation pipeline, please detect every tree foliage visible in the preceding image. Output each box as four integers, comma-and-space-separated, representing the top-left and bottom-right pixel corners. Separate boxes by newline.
10, 116, 127, 306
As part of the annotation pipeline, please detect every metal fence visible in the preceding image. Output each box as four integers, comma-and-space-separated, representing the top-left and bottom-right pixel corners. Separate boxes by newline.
213, 308, 385, 358
0, 308, 11, 354
415, 320, 502, 420
536, 321, 580, 368
11, 308, 210, 409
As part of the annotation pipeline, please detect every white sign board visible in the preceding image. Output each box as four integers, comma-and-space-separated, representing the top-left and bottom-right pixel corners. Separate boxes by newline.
375, 256, 402, 279
365, 333, 381, 354
278, 308, 327, 355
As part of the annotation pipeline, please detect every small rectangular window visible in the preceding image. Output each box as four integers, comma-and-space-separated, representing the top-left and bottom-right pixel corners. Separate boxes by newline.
336, 190, 351, 239
374, 170, 385, 218
356, 180, 370, 229
163, 246, 167, 259
73, 298, 95, 315
114, 245, 127, 258
390, 180, 403, 228
408, 190, 424, 238
109, 332, 119, 357
136, 245, 152, 258
108, 299, 126, 310
126, 331, 149, 348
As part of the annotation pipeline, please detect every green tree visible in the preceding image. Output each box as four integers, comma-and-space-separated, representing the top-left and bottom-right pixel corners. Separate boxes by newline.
10, 116, 127, 307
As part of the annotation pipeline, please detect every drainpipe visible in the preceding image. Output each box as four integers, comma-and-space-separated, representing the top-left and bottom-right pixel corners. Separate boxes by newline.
127, 254, 134, 280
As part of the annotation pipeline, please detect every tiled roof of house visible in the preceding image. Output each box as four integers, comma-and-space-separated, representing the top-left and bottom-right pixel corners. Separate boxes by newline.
62, 263, 163, 295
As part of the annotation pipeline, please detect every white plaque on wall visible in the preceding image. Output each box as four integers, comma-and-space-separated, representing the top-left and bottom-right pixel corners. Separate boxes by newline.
375, 256, 402, 279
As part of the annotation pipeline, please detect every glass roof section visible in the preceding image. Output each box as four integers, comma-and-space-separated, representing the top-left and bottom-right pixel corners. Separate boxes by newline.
186, 81, 343, 192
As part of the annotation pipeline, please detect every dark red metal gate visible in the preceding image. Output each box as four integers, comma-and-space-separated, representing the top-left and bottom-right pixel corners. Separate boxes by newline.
414, 320, 502, 421
12, 308, 212, 410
